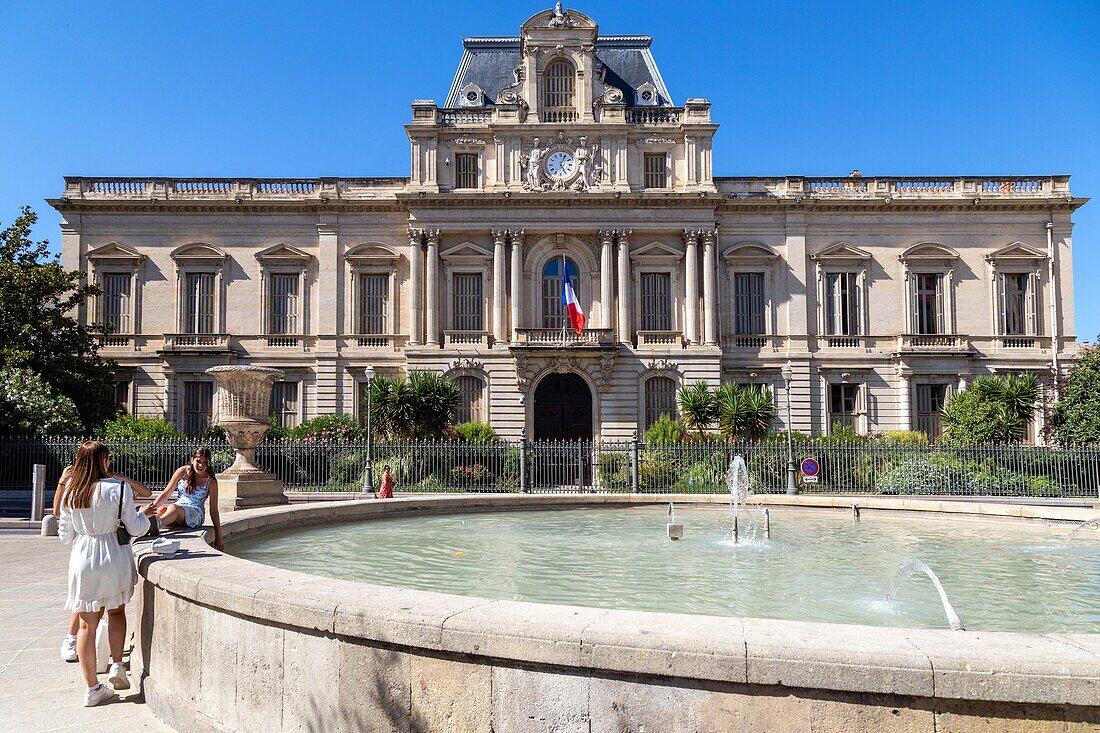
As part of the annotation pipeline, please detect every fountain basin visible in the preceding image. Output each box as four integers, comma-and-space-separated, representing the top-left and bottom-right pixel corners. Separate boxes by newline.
133, 494, 1100, 733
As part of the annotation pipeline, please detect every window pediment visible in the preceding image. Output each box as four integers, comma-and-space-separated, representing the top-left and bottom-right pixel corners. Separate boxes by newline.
345, 243, 401, 264
441, 241, 493, 263
810, 242, 872, 263
630, 240, 682, 263
723, 242, 780, 264
255, 243, 314, 265
87, 242, 145, 264
170, 242, 227, 265
898, 242, 959, 264
985, 242, 1046, 264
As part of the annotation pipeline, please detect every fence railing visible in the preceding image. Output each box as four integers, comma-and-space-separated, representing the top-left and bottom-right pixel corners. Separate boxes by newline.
2, 437, 1098, 516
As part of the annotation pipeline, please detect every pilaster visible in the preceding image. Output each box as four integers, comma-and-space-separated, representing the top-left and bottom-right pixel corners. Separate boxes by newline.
317, 216, 340, 349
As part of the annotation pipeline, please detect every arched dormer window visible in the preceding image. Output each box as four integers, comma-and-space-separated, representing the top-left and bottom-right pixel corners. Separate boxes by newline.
542, 257, 580, 329
543, 59, 576, 122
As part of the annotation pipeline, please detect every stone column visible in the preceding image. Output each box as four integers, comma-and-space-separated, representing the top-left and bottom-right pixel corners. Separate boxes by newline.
408, 229, 424, 345
684, 229, 700, 345
425, 229, 440, 347
492, 229, 508, 345
599, 229, 615, 330
510, 229, 524, 342
898, 366, 913, 431
616, 229, 632, 345
702, 228, 718, 346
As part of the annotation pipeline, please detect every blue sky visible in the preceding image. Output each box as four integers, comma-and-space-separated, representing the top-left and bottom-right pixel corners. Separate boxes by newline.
2, 1, 1097, 338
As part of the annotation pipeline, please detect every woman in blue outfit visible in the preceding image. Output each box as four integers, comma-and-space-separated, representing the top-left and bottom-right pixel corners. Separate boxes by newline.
145, 447, 224, 551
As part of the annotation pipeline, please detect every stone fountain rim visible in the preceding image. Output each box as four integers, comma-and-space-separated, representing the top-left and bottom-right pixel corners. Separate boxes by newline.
205, 365, 286, 377
138, 493, 1100, 709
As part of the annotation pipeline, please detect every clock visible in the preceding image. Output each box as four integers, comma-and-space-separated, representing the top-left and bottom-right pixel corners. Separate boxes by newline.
545, 150, 576, 181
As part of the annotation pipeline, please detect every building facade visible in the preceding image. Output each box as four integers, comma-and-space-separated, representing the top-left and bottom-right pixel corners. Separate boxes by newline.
53, 7, 1083, 441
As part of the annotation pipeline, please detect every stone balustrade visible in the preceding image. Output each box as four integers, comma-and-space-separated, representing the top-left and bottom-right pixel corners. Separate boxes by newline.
444, 330, 491, 347
636, 330, 684, 348
514, 328, 615, 346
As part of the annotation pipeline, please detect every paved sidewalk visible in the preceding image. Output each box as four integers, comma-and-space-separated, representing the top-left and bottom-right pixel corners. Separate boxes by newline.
0, 532, 171, 732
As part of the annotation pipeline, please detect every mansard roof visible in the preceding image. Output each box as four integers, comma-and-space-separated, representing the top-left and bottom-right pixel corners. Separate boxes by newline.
443, 35, 673, 108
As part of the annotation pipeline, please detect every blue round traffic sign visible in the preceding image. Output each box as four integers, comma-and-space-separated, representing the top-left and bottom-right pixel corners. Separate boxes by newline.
800, 457, 820, 477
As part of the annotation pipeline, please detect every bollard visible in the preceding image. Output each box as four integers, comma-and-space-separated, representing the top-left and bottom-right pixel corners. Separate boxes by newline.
851, 504, 861, 521
762, 508, 771, 539
31, 464, 46, 521
41, 514, 58, 536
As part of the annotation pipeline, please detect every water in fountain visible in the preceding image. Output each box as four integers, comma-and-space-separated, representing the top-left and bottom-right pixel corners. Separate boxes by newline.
886, 559, 966, 631
1070, 518, 1100, 537
725, 456, 767, 545
667, 502, 676, 524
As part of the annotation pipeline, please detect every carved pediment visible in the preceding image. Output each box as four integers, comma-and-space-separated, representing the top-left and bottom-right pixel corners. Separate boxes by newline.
255, 243, 313, 264
87, 242, 145, 264
810, 242, 872, 262
985, 242, 1047, 262
345, 243, 401, 264
898, 242, 959, 263
723, 242, 781, 263
170, 242, 227, 264
441, 241, 493, 262
630, 240, 683, 262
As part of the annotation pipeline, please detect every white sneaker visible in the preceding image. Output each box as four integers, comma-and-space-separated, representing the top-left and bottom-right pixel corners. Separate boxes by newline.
60, 635, 77, 662
107, 661, 130, 690
84, 683, 117, 707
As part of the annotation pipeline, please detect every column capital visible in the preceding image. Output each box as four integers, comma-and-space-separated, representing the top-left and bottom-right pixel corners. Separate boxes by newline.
407, 227, 425, 244
507, 228, 525, 244
615, 228, 631, 243
702, 228, 717, 246
491, 228, 508, 245
425, 229, 441, 246
683, 228, 701, 245
598, 229, 616, 245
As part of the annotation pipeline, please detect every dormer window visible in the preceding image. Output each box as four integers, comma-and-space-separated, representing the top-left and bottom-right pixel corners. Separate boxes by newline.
543, 59, 576, 122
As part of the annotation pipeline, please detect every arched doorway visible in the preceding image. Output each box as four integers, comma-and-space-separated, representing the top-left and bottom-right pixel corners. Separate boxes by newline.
533, 372, 593, 442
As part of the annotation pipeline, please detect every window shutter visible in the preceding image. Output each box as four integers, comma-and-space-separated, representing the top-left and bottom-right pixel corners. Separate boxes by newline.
1025, 272, 1037, 336
997, 273, 1007, 335
935, 274, 944, 334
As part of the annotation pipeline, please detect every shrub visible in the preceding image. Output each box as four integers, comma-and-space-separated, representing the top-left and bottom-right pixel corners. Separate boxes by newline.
0, 367, 83, 435
941, 373, 1039, 445
99, 414, 184, 441
644, 414, 684, 444
597, 452, 630, 491
715, 383, 776, 440
453, 421, 498, 443
881, 430, 929, 446
288, 413, 363, 442
451, 463, 493, 486
1050, 342, 1100, 446
677, 381, 715, 437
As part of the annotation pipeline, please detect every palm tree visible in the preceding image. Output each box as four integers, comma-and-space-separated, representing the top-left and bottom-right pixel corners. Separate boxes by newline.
677, 381, 715, 438
715, 383, 776, 441
975, 372, 1039, 443
365, 372, 459, 440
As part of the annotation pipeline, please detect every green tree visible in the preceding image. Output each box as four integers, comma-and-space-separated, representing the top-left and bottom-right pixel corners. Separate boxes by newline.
99, 414, 185, 441
364, 371, 461, 440
715, 383, 776, 441
0, 367, 83, 435
644, 414, 684, 444
676, 381, 714, 438
0, 207, 116, 431
940, 373, 1040, 445
1049, 343, 1100, 445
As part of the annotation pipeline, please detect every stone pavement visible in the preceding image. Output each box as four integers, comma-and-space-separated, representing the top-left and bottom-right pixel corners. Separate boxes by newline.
0, 531, 172, 732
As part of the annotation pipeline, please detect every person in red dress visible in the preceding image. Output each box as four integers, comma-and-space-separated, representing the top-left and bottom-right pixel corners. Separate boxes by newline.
378, 465, 394, 499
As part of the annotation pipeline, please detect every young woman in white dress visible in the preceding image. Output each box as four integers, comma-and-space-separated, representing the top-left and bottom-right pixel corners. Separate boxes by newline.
59, 441, 150, 706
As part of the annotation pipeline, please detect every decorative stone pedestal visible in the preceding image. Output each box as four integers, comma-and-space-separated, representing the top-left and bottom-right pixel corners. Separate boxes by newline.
206, 365, 289, 511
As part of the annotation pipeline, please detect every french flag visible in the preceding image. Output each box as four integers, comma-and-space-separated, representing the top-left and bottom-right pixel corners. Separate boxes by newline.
561, 268, 586, 335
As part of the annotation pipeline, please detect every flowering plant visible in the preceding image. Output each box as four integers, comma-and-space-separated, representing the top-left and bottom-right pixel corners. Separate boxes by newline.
0, 367, 83, 435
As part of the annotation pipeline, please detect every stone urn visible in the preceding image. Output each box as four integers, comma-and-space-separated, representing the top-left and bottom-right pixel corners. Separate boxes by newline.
205, 365, 288, 510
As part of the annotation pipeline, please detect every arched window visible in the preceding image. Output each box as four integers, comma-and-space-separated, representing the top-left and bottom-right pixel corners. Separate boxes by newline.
542, 258, 580, 329
543, 59, 575, 112
644, 376, 678, 429
455, 375, 484, 424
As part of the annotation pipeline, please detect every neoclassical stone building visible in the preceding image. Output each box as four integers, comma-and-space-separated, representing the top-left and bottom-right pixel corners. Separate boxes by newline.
54, 7, 1083, 441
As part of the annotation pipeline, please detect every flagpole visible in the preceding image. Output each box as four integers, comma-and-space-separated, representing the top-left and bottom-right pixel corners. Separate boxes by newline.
560, 253, 567, 347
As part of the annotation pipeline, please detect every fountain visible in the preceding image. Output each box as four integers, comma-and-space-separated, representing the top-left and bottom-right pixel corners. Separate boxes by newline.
1070, 517, 1100, 537
887, 559, 966, 631
726, 456, 767, 543
205, 365, 288, 511
666, 502, 683, 540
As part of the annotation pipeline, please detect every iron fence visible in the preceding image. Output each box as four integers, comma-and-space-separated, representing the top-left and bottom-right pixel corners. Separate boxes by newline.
2, 436, 1099, 516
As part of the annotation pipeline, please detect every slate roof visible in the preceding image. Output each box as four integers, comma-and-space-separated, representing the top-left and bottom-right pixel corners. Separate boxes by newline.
443, 35, 673, 108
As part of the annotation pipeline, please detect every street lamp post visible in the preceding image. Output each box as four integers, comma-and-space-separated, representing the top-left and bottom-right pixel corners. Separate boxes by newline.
781, 363, 798, 495
361, 365, 376, 497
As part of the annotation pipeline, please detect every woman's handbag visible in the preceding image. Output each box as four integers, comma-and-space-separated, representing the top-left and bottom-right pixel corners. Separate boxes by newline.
115, 480, 133, 546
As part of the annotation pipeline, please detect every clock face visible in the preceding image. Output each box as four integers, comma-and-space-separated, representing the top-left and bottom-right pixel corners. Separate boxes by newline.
545, 151, 576, 180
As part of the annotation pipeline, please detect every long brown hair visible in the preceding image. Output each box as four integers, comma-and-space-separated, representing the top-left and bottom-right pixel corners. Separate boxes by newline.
185, 447, 212, 494
64, 441, 111, 509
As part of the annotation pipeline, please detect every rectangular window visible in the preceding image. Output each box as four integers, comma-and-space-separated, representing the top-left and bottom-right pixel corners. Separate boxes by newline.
915, 273, 943, 335
182, 380, 214, 436
185, 273, 216, 334
269, 274, 299, 335
455, 153, 479, 189
452, 273, 484, 331
644, 377, 678, 430
828, 384, 860, 431
915, 383, 948, 439
643, 154, 667, 189
1002, 273, 1033, 336
102, 274, 131, 334
358, 274, 389, 334
733, 273, 766, 335
824, 272, 860, 336
269, 381, 300, 428
456, 376, 483, 423
114, 380, 131, 415
640, 272, 672, 331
